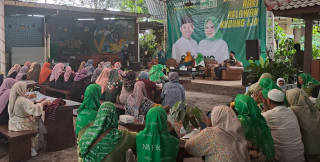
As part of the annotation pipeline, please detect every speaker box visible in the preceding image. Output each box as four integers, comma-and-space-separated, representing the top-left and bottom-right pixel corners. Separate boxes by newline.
242, 71, 259, 87
132, 62, 140, 71
246, 39, 261, 60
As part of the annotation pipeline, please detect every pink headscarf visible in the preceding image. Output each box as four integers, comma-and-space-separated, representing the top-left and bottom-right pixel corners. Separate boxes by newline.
74, 69, 88, 81
127, 81, 147, 108
95, 68, 111, 93
64, 66, 73, 82
50, 63, 65, 81
0, 78, 16, 114
7, 64, 21, 77
24, 61, 31, 68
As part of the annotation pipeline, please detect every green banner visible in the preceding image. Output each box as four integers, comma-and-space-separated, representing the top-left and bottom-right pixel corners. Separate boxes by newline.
167, 0, 266, 67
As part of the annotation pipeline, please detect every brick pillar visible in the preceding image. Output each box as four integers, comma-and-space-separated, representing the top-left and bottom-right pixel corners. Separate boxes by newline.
0, 0, 6, 75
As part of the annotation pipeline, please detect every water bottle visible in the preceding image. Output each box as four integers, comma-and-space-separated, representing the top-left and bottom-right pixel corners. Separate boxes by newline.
134, 109, 139, 122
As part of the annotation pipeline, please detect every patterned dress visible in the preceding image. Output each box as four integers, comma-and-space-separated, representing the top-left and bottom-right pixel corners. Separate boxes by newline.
247, 140, 279, 162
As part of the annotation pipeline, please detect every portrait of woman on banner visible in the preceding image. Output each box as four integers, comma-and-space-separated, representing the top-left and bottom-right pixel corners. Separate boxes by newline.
198, 16, 229, 64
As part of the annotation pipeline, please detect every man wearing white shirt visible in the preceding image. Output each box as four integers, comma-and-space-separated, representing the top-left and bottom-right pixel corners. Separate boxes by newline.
257, 89, 304, 162
172, 14, 198, 63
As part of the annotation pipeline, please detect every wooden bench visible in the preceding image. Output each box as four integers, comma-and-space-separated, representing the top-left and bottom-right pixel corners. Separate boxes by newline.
43, 86, 72, 100
0, 125, 37, 162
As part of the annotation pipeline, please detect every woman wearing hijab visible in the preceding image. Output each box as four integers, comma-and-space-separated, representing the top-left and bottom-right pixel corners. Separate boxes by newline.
137, 71, 157, 100
29, 64, 41, 82
277, 78, 287, 92
114, 62, 121, 70
287, 89, 320, 155
8, 82, 50, 156
24, 61, 32, 68
161, 72, 185, 109
7, 64, 21, 79
91, 67, 103, 82
0, 78, 16, 125
71, 69, 89, 102
245, 73, 272, 96
77, 61, 86, 73
185, 105, 250, 162
195, 53, 205, 68
16, 66, 29, 81
84, 59, 95, 76
178, 51, 193, 68
104, 61, 112, 69
76, 84, 101, 140
198, 16, 229, 64
119, 71, 136, 104
78, 102, 137, 162
235, 94, 277, 161
298, 73, 320, 97
103, 69, 123, 102
149, 64, 168, 83
259, 78, 288, 106
97, 61, 104, 69
125, 81, 154, 116
26, 62, 37, 80
96, 68, 111, 95
39, 62, 52, 84
63, 66, 75, 90
136, 106, 180, 162
49, 63, 65, 89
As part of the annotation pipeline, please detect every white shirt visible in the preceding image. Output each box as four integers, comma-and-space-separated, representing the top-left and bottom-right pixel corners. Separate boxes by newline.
262, 106, 304, 162
172, 37, 198, 63
198, 39, 229, 64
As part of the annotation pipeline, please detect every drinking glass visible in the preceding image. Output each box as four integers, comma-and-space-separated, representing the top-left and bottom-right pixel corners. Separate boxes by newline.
139, 115, 145, 124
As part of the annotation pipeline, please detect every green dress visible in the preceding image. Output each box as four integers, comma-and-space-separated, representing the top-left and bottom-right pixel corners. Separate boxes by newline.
105, 69, 123, 102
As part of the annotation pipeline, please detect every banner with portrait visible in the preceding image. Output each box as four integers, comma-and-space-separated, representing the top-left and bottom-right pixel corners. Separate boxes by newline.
167, 0, 267, 67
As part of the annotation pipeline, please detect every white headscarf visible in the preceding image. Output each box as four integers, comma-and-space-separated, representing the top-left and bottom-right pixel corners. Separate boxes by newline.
277, 78, 287, 91
8, 82, 27, 117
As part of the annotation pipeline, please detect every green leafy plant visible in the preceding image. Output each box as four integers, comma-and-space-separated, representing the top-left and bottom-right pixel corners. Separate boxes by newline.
139, 31, 158, 59
171, 101, 202, 130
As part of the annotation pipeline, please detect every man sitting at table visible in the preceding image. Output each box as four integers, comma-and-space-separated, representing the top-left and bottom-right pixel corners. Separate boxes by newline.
214, 51, 236, 80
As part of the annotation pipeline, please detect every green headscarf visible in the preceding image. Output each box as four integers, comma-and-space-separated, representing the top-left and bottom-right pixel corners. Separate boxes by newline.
299, 73, 320, 88
79, 102, 121, 162
76, 84, 101, 135
204, 16, 223, 42
235, 94, 276, 160
136, 106, 180, 162
260, 78, 288, 105
108, 69, 119, 84
149, 64, 165, 82
196, 53, 204, 65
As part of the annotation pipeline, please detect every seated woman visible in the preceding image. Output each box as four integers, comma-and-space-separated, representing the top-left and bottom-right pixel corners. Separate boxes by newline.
178, 51, 193, 68
161, 72, 185, 108
84, 59, 95, 76
7, 64, 21, 79
78, 102, 137, 162
104, 69, 122, 102
29, 64, 41, 82
39, 62, 52, 85
8, 82, 50, 156
91, 67, 103, 82
77, 61, 86, 73
63, 66, 74, 90
136, 106, 180, 162
24, 61, 32, 68
26, 62, 37, 80
299, 73, 320, 97
277, 78, 287, 92
0, 78, 16, 125
96, 68, 111, 99
287, 89, 320, 155
71, 69, 89, 102
49, 63, 65, 89
195, 53, 205, 69
16, 66, 29, 81
76, 84, 101, 141
119, 71, 136, 104
114, 62, 121, 70
125, 81, 154, 116
104, 61, 112, 69
245, 73, 272, 96
185, 105, 250, 162
149, 64, 168, 83
235, 94, 277, 161
137, 71, 157, 100
259, 78, 288, 105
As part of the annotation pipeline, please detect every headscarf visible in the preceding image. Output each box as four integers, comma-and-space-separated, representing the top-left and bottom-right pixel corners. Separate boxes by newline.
91, 68, 103, 82
95, 68, 111, 93
127, 81, 147, 108
299, 73, 320, 88
106, 69, 120, 93
136, 106, 180, 162
123, 71, 136, 93
24, 61, 31, 68
245, 73, 272, 96
184, 52, 192, 62
0, 78, 16, 114
149, 64, 165, 82
84, 59, 94, 68
196, 53, 204, 65
211, 105, 250, 162
79, 102, 121, 161
103, 61, 112, 69
64, 66, 73, 82
69, 59, 80, 72
138, 71, 149, 80
76, 84, 101, 135
26, 62, 37, 79
276, 78, 287, 91
8, 82, 27, 117
235, 94, 276, 160
74, 69, 88, 82
77, 61, 86, 72
39, 63, 52, 84
260, 78, 289, 105
204, 16, 223, 42
16, 66, 28, 81
7, 64, 21, 77
97, 61, 104, 68
49, 63, 65, 81
29, 64, 41, 82
169, 72, 179, 83
114, 62, 121, 70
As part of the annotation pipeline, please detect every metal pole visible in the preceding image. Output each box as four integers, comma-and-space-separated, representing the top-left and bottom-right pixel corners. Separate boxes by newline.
0, 0, 6, 75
